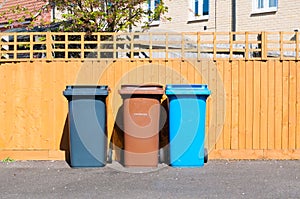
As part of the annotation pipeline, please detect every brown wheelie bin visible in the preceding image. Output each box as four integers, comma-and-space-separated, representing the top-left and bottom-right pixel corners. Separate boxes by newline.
119, 84, 164, 167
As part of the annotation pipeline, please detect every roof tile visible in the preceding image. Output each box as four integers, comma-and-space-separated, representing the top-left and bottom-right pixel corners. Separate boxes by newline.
0, 0, 48, 24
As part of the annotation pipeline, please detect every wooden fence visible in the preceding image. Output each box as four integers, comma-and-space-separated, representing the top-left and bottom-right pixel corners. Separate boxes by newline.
0, 32, 299, 160
0, 59, 299, 160
1, 31, 300, 62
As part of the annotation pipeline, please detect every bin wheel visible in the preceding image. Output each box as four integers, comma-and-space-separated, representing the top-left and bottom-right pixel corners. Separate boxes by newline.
107, 148, 112, 164
159, 148, 164, 164
204, 148, 208, 163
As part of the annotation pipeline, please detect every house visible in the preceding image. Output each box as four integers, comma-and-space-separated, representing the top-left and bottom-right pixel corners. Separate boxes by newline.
144, 0, 300, 33
0, 0, 53, 31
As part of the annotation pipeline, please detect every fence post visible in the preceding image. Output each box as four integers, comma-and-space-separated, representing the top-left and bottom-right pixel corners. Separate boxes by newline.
296, 31, 299, 60
230, 32, 233, 60
213, 32, 217, 60
197, 32, 201, 60
279, 31, 284, 60
261, 31, 267, 60
46, 32, 52, 61
245, 32, 249, 60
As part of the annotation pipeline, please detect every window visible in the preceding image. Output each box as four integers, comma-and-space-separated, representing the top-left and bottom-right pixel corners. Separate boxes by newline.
252, 0, 278, 13
189, 0, 209, 21
148, 0, 160, 24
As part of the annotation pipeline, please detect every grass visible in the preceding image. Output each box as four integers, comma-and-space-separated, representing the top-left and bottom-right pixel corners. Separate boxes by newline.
2, 157, 15, 163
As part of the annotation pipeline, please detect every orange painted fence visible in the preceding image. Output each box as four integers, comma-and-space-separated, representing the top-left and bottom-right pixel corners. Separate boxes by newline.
0, 59, 299, 160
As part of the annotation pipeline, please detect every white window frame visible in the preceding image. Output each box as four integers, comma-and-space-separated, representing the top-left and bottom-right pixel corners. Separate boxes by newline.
252, 0, 278, 14
189, 0, 209, 22
148, 0, 160, 26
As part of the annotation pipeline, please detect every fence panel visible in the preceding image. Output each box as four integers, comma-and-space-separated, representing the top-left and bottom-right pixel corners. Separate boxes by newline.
0, 59, 299, 160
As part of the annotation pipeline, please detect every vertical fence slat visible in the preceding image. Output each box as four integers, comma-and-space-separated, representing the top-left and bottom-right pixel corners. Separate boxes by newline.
165, 60, 172, 84
215, 61, 225, 149
231, 60, 239, 149
5, 65, 14, 148
142, 60, 149, 83
15, 64, 25, 148
118, 60, 127, 84
172, 60, 181, 84
274, 61, 283, 149
180, 60, 188, 84
297, 61, 300, 149
42, 63, 55, 150
151, 60, 159, 83
260, 61, 268, 149
0, 65, 6, 147
223, 61, 232, 149
245, 61, 254, 149
201, 60, 210, 149
238, 60, 246, 149
96, 60, 108, 85
253, 61, 261, 149
187, 60, 195, 83
289, 61, 297, 149
158, 60, 166, 85
194, 60, 203, 84
128, 60, 137, 84
267, 61, 275, 149
282, 61, 289, 149
208, 61, 217, 150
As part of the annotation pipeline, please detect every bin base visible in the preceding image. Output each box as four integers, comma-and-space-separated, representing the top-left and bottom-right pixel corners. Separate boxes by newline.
170, 158, 205, 168
124, 151, 158, 167
70, 164, 106, 168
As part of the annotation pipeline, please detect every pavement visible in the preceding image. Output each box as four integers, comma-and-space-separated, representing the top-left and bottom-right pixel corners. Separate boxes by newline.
0, 160, 299, 199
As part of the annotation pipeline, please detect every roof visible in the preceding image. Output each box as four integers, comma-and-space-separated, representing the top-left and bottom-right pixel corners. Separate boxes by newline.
0, 0, 48, 24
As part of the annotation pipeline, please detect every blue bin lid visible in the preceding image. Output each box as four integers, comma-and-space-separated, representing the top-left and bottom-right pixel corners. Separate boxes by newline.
63, 85, 109, 97
165, 84, 211, 95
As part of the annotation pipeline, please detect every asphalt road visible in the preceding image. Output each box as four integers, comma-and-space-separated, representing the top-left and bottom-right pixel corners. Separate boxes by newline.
0, 160, 299, 199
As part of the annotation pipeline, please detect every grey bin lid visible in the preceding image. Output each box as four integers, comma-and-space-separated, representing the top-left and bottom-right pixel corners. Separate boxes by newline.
63, 85, 109, 97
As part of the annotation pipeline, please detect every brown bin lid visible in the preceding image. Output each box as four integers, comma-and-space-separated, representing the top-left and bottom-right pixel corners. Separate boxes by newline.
119, 84, 164, 95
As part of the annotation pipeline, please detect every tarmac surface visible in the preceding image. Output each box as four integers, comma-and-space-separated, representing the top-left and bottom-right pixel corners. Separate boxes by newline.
0, 160, 299, 199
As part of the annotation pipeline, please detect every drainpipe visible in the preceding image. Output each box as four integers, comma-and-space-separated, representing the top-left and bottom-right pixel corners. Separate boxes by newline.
51, 2, 56, 21
214, 0, 217, 31
232, 0, 236, 40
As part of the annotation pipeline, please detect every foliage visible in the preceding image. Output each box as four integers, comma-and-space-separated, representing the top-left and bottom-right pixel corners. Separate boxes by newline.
2, 157, 15, 163
1, 0, 170, 32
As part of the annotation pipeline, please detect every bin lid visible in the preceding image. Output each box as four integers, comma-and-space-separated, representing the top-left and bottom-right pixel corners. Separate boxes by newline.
165, 84, 211, 95
63, 85, 109, 97
119, 84, 164, 95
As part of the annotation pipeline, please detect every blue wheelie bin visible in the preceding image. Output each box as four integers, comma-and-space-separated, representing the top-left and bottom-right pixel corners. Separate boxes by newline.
63, 85, 109, 168
166, 84, 211, 167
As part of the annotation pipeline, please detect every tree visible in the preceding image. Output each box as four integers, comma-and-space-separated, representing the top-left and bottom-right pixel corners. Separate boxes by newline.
53, 0, 169, 32
1, 0, 170, 32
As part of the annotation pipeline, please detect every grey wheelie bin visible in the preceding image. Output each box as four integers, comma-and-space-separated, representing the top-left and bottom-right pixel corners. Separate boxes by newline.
63, 85, 109, 168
